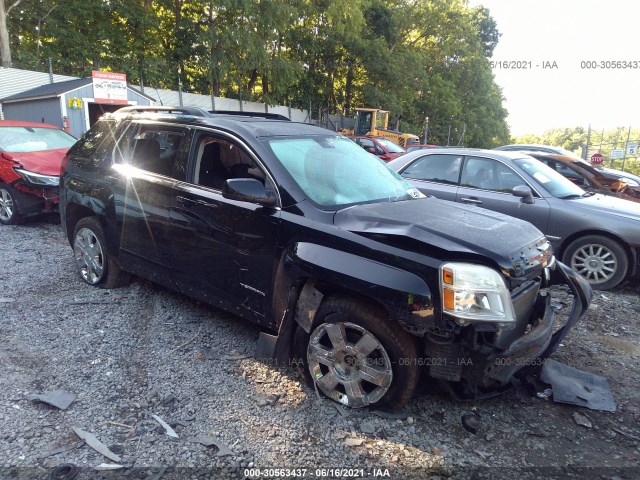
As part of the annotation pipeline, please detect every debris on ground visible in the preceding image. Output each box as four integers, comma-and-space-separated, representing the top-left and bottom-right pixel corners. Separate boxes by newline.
30, 390, 76, 410
152, 414, 179, 438
187, 435, 234, 456
541, 359, 616, 411
72, 427, 122, 462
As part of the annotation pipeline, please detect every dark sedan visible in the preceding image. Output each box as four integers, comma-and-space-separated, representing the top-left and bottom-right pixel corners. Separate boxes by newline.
390, 148, 640, 290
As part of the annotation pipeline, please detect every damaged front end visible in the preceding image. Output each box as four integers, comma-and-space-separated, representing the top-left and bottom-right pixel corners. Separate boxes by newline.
11, 168, 60, 215
421, 241, 592, 399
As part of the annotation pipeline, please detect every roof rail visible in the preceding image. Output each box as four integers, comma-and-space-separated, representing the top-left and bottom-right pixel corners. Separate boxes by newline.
207, 110, 290, 121
115, 106, 209, 116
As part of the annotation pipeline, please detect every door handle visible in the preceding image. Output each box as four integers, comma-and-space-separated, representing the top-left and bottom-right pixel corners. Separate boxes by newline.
177, 196, 218, 208
460, 197, 483, 205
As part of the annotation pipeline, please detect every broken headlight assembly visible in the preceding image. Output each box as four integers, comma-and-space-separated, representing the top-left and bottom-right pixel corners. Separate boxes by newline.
440, 262, 516, 326
14, 168, 60, 187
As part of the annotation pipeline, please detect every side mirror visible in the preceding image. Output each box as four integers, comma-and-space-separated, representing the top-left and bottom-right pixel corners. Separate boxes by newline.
365, 146, 376, 154
222, 178, 276, 206
512, 185, 535, 204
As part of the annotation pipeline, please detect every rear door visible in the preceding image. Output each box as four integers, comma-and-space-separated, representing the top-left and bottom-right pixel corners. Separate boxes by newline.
170, 129, 280, 323
455, 155, 551, 232
111, 122, 192, 287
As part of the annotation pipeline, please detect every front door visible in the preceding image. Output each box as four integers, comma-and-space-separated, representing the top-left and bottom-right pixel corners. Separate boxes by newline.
455, 156, 551, 233
170, 131, 280, 324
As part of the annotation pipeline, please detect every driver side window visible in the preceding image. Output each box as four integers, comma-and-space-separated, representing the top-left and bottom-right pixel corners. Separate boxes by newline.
461, 157, 525, 193
193, 135, 272, 193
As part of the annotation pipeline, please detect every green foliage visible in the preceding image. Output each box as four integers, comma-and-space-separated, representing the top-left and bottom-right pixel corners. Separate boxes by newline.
7, 0, 509, 144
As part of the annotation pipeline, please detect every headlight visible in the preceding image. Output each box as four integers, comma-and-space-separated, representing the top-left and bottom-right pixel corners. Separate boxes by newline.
14, 168, 60, 187
440, 262, 516, 326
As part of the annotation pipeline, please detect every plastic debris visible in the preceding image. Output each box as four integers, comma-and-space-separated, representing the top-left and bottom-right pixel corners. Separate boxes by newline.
573, 412, 593, 428
152, 414, 179, 438
187, 435, 233, 456
72, 427, 122, 462
30, 390, 76, 410
541, 359, 616, 411
536, 388, 553, 399
95, 463, 124, 471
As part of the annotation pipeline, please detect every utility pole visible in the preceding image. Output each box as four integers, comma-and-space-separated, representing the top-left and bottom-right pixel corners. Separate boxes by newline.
622, 125, 631, 171
584, 123, 591, 160
423, 116, 429, 144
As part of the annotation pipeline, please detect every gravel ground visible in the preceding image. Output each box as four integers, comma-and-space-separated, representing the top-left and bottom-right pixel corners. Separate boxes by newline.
1, 218, 640, 480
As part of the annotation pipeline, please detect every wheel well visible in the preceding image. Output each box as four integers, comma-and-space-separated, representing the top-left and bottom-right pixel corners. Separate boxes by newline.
313, 281, 390, 319
65, 203, 97, 244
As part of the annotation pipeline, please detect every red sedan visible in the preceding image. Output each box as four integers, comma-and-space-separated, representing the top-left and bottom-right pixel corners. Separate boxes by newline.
0, 120, 76, 224
347, 135, 406, 162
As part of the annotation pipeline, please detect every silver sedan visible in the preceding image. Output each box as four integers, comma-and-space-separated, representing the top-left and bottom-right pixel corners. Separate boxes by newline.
389, 148, 640, 290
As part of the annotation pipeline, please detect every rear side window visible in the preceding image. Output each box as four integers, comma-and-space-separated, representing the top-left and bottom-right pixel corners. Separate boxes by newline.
115, 123, 191, 181
68, 120, 115, 159
401, 154, 462, 185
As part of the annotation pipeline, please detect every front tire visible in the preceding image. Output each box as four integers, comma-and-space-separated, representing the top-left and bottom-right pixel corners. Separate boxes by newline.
72, 217, 130, 288
562, 235, 628, 290
295, 296, 420, 410
0, 184, 23, 225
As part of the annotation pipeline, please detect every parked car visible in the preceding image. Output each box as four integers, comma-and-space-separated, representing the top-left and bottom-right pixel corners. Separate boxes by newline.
495, 143, 640, 187
525, 152, 640, 202
390, 148, 640, 290
600, 167, 640, 187
0, 120, 76, 224
495, 144, 581, 158
347, 135, 406, 161
406, 144, 439, 152
60, 107, 590, 409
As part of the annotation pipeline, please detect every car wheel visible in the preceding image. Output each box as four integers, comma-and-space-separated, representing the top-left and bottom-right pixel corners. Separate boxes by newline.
562, 235, 628, 290
295, 296, 420, 410
0, 184, 23, 225
72, 217, 130, 288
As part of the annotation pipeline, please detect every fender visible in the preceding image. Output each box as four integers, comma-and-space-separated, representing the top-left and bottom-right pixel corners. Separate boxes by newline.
61, 175, 119, 253
258, 242, 436, 364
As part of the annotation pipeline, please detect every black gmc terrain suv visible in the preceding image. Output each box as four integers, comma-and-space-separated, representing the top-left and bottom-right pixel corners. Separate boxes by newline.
60, 106, 591, 410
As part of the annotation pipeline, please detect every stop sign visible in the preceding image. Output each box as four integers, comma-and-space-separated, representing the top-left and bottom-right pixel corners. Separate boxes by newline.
591, 153, 604, 165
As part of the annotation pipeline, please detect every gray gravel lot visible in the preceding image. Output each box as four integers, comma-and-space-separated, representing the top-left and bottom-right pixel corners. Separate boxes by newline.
1, 219, 640, 480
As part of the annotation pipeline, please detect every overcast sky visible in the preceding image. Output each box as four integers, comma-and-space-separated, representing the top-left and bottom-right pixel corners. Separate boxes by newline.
470, 0, 640, 135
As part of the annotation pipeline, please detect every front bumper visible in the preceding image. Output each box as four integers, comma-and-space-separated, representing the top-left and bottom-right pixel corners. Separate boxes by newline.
427, 261, 592, 388
13, 182, 60, 216
483, 261, 592, 384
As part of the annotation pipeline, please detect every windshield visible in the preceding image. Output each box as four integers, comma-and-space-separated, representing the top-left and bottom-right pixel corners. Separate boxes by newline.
267, 135, 421, 208
375, 137, 406, 153
514, 157, 586, 198
0, 126, 76, 153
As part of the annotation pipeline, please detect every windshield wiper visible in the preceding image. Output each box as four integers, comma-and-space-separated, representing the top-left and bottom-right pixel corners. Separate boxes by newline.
559, 193, 583, 199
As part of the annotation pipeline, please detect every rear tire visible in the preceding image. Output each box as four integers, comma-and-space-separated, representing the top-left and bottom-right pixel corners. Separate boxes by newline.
0, 184, 23, 225
294, 296, 420, 411
562, 235, 628, 290
72, 217, 130, 288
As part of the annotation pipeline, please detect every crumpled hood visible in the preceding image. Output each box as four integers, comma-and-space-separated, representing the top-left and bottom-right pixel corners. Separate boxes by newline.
4, 148, 68, 176
334, 197, 549, 274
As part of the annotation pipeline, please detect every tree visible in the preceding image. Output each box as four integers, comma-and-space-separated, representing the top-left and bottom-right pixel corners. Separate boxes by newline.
0, 0, 22, 67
